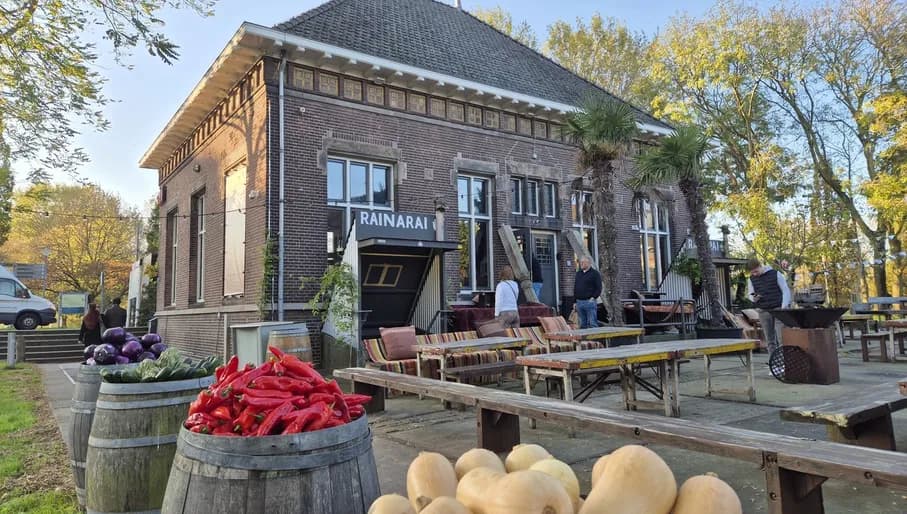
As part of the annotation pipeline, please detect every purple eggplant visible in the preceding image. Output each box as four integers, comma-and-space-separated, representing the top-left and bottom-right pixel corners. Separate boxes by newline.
101, 327, 126, 345
83, 344, 98, 361
121, 340, 144, 360
136, 352, 156, 362
149, 342, 168, 357
140, 333, 162, 349
93, 343, 118, 365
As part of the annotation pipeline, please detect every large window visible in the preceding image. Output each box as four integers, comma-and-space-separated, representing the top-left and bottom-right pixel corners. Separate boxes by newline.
327, 157, 393, 264
191, 192, 206, 302
526, 180, 540, 216
510, 178, 523, 214
639, 198, 671, 290
571, 191, 597, 264
543, 182, 557, 217
458, 175, 492, 291
166, 209, 178, 306
224, 165, 247, 296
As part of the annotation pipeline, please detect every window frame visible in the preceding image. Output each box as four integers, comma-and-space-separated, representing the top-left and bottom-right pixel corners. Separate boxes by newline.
166, 209, 178, 306
510, 177, 523, 214
638, 198, 671, 290
326, 156, 395, 263
192, 192, 206, 303
526, 179, 540, 216
571, 190, 598, 265
458, 174, 493, 292
543, 182, 557, 218
223, 164, 247, 297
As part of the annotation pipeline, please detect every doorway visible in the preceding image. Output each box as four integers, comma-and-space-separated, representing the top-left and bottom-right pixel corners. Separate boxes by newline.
531, 231, 559, 308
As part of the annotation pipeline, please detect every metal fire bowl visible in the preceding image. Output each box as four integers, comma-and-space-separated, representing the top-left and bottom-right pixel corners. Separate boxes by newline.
769, 307, 849, 329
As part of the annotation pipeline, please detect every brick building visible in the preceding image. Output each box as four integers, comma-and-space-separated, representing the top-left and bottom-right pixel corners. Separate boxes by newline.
140, 0, 692, 365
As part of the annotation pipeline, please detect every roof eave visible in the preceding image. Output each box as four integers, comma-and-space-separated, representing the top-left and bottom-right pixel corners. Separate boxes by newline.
139, 22, 672, 170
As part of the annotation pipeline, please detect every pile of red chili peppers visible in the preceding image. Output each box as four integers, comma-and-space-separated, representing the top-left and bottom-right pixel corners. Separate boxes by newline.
184, 346, 370, 436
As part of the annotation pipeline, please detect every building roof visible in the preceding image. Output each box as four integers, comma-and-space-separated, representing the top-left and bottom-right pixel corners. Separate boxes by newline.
275, 0, 669, 130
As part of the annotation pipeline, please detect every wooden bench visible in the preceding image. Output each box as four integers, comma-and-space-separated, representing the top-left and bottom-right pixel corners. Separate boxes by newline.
781, 383, 907, 450
335, 367, 907, 514
440, 361, 518, 384
860, 331, 907, 362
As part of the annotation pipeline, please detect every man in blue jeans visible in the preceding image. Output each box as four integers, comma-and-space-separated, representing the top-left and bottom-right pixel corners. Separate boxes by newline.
574, 257, 602, 328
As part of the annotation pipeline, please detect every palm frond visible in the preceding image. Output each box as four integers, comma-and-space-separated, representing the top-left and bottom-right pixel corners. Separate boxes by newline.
564, 96, 638, 166
629, 124, 710, 190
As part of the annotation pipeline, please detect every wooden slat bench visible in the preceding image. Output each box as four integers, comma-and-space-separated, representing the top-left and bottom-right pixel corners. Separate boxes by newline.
440, 361, 518, 383
781, 383, 907, 450
335, 367, 907, 514
860, 331, 907, 362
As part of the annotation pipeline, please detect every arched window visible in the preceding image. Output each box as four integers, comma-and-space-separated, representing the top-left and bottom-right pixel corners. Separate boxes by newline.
639, 198, 671, 290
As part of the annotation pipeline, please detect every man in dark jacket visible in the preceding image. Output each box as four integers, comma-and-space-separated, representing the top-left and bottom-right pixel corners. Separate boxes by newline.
103, 297, 127, 329
746, 259, 791, 354
574, 257, 602, 328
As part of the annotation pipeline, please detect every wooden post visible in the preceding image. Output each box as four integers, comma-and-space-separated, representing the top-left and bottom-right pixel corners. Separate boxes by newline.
6, 332, 15, 368
477, 407, 520, 453
16, 334, 24, 364
827, 415, 896, 451
498, 224, 539, 303
764, 452, 826, 514
353, 381, 385, 414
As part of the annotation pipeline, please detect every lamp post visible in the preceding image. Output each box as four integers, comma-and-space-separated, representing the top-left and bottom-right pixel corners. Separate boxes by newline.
40, 247, 51, 296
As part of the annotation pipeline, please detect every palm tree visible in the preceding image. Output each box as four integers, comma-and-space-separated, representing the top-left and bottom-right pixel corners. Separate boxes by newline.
631, 124, 724, 326
564, 97, 638, 324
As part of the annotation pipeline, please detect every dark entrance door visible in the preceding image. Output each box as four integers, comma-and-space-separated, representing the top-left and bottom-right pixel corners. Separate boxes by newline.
531, 232, 558, 308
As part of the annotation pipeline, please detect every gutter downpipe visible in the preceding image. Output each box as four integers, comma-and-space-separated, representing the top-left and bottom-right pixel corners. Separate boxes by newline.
277, 50, 287, 321
266, 78, 274, 319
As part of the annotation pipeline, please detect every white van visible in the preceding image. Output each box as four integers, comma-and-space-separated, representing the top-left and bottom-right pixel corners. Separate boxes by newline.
0, 265, 57, 330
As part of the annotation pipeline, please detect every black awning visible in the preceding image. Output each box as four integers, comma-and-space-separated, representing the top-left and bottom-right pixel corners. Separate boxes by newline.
358, 237, 459, 252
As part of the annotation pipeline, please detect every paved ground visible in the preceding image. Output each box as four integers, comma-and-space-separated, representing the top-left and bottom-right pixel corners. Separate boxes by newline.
41, 339, 907, 514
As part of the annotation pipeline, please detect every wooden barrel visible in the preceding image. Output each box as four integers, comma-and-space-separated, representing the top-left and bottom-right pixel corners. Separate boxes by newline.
268, 325, 312, 363
85, 375, 214, 514
69, 363, 134, 509
161, 415, 380, 514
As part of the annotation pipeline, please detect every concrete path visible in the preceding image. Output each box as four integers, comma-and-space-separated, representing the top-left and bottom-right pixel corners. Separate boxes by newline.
40, 344, 907, 513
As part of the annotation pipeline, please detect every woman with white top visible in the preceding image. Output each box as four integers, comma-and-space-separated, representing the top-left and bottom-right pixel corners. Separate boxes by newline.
495, 266, 520, 328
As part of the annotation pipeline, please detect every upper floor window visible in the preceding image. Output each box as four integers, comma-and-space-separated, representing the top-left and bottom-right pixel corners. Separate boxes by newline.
510, 178, 523, 214
571, 191, 597, 265
191, 192, 206, 303
543, 182, 557, 218
458, 175, 492, 291
166, 209, 178, 305
326, 157, 393, 265
639, 198, 671, 290
526, 180, 540, 216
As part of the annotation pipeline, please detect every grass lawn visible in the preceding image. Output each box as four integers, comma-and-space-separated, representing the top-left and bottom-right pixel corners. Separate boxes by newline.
0, 365, 78, 514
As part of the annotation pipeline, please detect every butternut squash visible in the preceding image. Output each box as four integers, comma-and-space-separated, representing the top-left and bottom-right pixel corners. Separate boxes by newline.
672, 474, 742, 514
369, 494, 417, 514
590, 454, 609, 486
456, 467, 505, 514
454, 448, 505, 479
580, 445, 676, 514
504, 443, 551, 472
407, 452, 459, 512
529, 458, 581, 512
483, 470, 574, 514
420, 497, 473, 514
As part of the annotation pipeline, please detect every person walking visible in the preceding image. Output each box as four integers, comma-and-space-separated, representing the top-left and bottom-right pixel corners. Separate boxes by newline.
79, 303, 102, 347
103, 297, 127, 328
495, 266, 521, 328
746, 258, 791, 355
574, 257, 602, 328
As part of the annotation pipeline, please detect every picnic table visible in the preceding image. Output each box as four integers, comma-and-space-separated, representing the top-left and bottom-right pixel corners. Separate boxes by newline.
881, 319, 907, 362
413, 336, 530, 382
544, 326, 644, 350
516, 338, 759, 418
839, 314, 872, 340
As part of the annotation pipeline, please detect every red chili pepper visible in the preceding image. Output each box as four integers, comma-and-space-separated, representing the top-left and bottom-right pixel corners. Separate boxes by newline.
242, 388, 293, 399
188, 398, 203, 415
214, 364, 226, 382
349, 405, 365, 419
223, 355, 239, 379
273, 362, 285, 376
342, 394, 372, 407
333, 393, 351, 423
239, 395, 292, 410
251, 376, 313, 394
185, 412, 217, 428
291, 397, 308, 409
314, 380, 343, 396
212, 424, 238, 436
324, 418, 344, 428
211, 406, 232, 422
256, 401, 295, 436
281, 403, 325, 430
304, 402, 334, 432
281, 421, 303, 435
308, 392, 335, 405
225, 362, 273, 394
189, 425, 209, 434
269, 346, 285, 360
280, 356, 325, 384
213, 370, 243, 398
233, 407, 264, 433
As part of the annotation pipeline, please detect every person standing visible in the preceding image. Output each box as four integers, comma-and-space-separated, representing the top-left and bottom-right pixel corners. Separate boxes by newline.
574, 257, 602, 328
746, 258, 791, 354
79, 303, 102, 347
103, 297, 127, 328
530, 255, 543, 302
494, 266, 521, 328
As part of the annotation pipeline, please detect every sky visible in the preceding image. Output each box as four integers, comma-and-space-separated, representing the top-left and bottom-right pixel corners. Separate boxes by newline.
35, 0, 729, 211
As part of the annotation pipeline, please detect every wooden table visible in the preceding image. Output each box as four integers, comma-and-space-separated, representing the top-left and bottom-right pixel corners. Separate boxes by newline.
839, 314, 872, 340
413, 336, 530, 381
545, 326, 644, 350
516, 338, 759, 418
